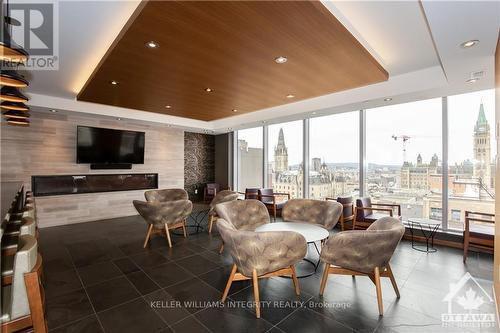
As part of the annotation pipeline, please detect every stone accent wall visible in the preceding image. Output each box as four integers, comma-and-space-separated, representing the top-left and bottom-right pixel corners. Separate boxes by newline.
184, 132, 215, 201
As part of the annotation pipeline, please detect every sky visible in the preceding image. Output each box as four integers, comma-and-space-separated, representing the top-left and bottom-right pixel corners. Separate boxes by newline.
237, 89, 496, 167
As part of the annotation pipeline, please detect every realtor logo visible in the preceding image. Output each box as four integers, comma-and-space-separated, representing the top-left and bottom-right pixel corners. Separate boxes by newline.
441, 272, 495, 328
3, 0, 59, 70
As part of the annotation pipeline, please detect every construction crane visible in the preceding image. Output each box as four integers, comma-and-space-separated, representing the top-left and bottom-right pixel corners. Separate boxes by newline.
391, 135, 411, 162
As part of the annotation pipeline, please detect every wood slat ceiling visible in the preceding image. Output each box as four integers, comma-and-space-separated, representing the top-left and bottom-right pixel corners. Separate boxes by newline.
77, 1, 388, 121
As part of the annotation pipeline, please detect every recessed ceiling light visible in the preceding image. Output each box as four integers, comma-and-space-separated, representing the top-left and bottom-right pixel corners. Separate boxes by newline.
262, 120, 267, 124
232, 109, 238, 113
146, 41, 159, 48
165, 105, 171, 109
466, 78, 478, 83
116, 117, 122, 120
312, 112, 317, 115
205, 88, 213, 92
384, 97, 392, 102
286, 94, 295, 98
110, 80, 119, 85
274, 56, 287, 64
461, 40, 479, 48
50, 109, 57, 113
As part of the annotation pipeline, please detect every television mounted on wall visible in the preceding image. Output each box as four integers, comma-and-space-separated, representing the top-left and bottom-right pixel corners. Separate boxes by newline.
77, 126, 145, 166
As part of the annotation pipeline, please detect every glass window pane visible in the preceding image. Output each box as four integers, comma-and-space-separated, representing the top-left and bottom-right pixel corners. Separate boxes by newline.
309, 112, 359, 199
237, 127, 263, 192
366, 98, 442, 224
267, 121, 303, 198
448, 89, 495, 230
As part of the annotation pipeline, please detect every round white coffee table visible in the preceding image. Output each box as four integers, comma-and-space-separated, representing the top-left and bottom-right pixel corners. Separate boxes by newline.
255, 222, 329, 277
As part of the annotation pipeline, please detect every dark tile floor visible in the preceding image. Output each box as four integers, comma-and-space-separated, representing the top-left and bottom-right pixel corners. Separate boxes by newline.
40, 215, 495, 333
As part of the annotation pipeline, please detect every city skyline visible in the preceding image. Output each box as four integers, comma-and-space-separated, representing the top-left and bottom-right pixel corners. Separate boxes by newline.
239, 89, 496, 167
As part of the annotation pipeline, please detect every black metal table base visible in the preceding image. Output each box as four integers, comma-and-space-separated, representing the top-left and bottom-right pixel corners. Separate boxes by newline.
282, 241, 322, 279
172, 209, 209, 236
409, 221, 440, 253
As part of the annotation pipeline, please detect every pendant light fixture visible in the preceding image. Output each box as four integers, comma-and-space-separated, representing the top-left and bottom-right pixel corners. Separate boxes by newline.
3, 110, 30, 119
0, 70, 29, 87
1, 0, 28, 63
2, 0, 31, 127
6, 118, 29, 126
1, 101, 29, 111
0, 86, 28, 102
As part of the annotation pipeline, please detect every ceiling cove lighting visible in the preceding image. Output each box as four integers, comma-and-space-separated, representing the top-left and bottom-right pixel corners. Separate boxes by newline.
0, 87, 28, 103
3, 110, 30, 119
1, 101, 29, 111
146, 41, 159, 48
7, 118, 29, 126
0, 70, 29, 88
460, 40, 479, 48
274, 56, 287, 64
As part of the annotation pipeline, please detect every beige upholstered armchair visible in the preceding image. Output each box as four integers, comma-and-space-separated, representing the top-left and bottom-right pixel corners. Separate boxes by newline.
217, 218, 306, 318
133, 199, 193, 248
144, 188, 188, 202
215, 199, 270, 230
319, 216, 405, 316
215, 199, 270, 253
282, 199, 343, 230
207, 190, 239, 234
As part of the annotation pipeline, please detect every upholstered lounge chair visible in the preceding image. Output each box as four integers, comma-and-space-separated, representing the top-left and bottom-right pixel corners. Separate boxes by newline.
217, 218, 306, 318
319, 216, 405, 315
133, 199, 193, 248
215, 199, 270, 253
207, 190, 239, 234
145, 188, 189, 202
282, 198, 343, 231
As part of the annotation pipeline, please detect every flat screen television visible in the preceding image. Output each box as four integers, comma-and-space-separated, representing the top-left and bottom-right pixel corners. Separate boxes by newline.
77, 126, 145, 164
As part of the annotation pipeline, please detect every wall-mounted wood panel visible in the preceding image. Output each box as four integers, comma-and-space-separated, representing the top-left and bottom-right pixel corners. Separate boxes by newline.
0, 111, 184, 227
77, 1, 388, 121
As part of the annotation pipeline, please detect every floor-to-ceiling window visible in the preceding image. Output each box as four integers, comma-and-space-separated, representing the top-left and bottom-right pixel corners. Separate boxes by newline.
236, 127, 263, 192
366, 98, 443, 223
309, 112, 359, 200
267, 121, 303, 198
233, 89, 495, 232
448, 89, 496, 230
